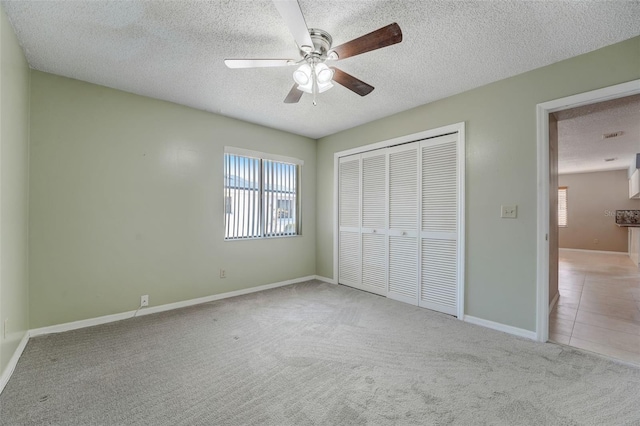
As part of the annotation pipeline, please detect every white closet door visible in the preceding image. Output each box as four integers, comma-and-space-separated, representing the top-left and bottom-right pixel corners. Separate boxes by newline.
420, 134, 459, 315
360, 151, 387, 296
338, 155, 361, 287
387, 143, 419, 305
337, 129, 463, 317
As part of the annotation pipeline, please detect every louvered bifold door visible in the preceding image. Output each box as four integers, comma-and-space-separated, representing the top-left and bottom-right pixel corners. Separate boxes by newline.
387, 143, 420, 306
338, 155, 361, 288
360, 151, 388, 296
420, 134, 459, 316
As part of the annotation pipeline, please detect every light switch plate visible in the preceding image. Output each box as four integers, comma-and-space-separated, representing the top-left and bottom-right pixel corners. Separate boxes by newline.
501, 205, 517, 219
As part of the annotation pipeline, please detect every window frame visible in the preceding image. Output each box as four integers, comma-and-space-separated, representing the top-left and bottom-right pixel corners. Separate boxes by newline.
224, 147, 303, 240
558, 186, 568, 228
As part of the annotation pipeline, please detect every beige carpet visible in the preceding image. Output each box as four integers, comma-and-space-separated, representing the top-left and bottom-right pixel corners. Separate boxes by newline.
1, 281, 639, 425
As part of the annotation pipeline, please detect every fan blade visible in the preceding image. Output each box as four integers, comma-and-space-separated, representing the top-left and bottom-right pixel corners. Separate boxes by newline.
331, 67, 374, 96
273, 0, 314, 52
328, 23, 402, 60
284, 84, 304, 103
224, 59, 298, 69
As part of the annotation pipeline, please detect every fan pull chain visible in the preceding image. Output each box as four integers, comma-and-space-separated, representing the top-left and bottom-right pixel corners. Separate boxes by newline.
311, 62, 318, 106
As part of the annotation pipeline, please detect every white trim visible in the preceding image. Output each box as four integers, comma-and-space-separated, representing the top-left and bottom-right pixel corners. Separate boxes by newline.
136, 275, 316, 317
559, 167, 629, 176
536, 101, 550, 344
456, 124, 466, 320
417, 141, 424, 307
313, 275, 337, 284
0, 332, 29, 395
559, 248, 629, 255
549, 292, 559, 313
464, 315, 537, 340
223, 146, 304, 166
333, 122, 466, 317
536, 79, 640, 343
334, 122, 463, 159
29, 276, 317, 337
333, 153, 340, 287
29, 311, 135, 337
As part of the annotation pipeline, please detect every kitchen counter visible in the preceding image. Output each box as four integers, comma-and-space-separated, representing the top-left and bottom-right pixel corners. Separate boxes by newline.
616, 210, 640, 226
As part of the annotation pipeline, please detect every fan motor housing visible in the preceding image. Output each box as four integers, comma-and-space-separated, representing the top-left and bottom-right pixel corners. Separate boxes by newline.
305, 28, 332, 57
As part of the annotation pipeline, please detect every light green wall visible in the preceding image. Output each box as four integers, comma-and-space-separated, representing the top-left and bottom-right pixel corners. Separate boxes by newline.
0, 5, 30, 375
316, 36, 640, 332
29, 71, 316, 328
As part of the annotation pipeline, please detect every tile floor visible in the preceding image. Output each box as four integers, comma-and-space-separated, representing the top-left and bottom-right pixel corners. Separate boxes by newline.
549, 249, 640, 365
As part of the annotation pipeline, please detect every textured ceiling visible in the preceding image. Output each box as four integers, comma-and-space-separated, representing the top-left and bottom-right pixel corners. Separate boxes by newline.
2, 0, 640, 139
557, 94, 640, 175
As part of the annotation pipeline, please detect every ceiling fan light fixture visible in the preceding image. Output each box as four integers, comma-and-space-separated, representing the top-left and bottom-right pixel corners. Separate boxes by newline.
315, 63, 334, 84
293, 62, 334, 95
293, 64, 311, 85
227, 0, 403, 105
296, 79, 333, 94
318, 81, 334, 93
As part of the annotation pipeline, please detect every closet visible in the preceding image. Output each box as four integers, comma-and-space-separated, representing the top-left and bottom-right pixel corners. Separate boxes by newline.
338, 131, 463, 316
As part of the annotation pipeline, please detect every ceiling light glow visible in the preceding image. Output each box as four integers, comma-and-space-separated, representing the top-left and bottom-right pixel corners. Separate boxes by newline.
293, 63, 334, 95
293, 64, 311, 86
316, 63, 334, 84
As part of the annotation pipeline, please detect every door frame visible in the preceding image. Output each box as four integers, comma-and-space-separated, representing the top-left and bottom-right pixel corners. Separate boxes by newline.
535, 79, 640, 342
333, 121, 466, 319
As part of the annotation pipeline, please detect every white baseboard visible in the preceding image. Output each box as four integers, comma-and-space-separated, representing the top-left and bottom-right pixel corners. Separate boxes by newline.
0, 332, 29, 395
549, 292, 560, 312
313, 275, 337, 284
135, 275, 317, 318
463, 315, 537, 340
559, 248, 628, 255
29, 310, 138, 337
30, 275, 318, 337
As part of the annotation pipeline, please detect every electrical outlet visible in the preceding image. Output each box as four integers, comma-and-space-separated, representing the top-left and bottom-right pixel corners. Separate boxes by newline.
220, 269, 226, 279
594, 239, 599, 245
141, 295, 149, 307
501, 205, 517, 219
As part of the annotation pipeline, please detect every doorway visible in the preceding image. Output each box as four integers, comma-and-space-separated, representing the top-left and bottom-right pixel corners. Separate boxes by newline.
535, 79, 640, 346
550, 94, 640, 363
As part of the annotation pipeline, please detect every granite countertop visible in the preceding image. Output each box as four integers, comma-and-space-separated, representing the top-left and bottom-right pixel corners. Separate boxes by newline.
616, 210, 640, 226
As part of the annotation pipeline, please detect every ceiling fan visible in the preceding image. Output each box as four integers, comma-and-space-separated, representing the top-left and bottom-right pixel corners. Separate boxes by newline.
224, 0, 403, 105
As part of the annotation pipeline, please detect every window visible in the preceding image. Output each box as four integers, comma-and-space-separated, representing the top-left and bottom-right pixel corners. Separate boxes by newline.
224, 147, 302, 239
558, 186, 568, 227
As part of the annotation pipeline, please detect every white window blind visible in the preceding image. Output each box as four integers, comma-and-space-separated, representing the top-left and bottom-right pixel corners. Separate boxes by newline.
558, 187, 568, 227
224, 148, 301, 240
